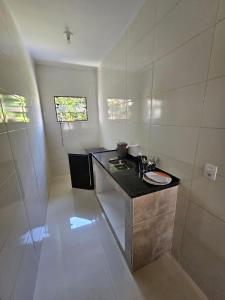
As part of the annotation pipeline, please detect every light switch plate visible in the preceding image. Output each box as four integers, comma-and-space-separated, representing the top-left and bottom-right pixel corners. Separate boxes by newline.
204, 163, 218, 181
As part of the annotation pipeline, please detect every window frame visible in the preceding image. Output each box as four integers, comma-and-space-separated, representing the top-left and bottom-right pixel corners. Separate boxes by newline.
54, 96, 88, 122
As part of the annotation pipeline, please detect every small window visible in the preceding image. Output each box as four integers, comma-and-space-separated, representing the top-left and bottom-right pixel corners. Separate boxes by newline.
54, 96, 88, 122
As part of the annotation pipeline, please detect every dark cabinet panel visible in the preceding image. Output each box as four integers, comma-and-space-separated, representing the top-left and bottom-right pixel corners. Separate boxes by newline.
68, 154, 93, 190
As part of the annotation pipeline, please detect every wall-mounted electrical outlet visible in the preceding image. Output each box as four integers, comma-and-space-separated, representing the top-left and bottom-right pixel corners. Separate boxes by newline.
204, 163, 218, 181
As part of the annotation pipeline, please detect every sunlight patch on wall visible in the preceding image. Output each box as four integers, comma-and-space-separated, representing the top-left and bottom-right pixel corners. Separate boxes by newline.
152, 98, 162, 121
107, 98, 133, 120
0, 94, 29, 123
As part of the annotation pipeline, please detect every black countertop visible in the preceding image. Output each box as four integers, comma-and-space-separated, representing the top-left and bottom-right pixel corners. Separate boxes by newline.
85, 147, 107, 155
92, 150, 179, 198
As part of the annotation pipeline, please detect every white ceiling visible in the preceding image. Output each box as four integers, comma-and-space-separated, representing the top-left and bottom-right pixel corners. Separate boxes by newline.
7, 0, 145, 67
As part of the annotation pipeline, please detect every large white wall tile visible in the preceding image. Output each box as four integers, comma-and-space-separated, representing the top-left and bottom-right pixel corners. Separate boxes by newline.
126, 97, 151, 124
0, 132, 15, 184
217, 0, 225, 21
203, 76, 225, 128
191, 171, 225, 223
127, 31, 155, 72
150, 125, 199, 164
7, 129, 45, 256
45, 121, 67, 161
195, 128, 225, 177
154, 0, 218, 60
127, 0, 156, 51
209, 19, 225, 79
155, 0, 180, 22
8, 129, 37, 197
152, 83, 205, 126
182, 201, 225, 298
127, 61, 153, 106
110, 35, 127, 65
126, 121, 149, 152
0, 2, 49, 298
0, 196, 31, 300
111, 51, 126, 91
185, 202, 225, 262
107, 120, 128, 147
153, 28, 213, 93
0, 173, 21, 250
181, 230, 225, 300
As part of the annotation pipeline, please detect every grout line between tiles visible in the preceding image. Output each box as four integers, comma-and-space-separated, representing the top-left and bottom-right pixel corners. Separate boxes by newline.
152, 73, 225, 97
151, 124, 225, 130
216, 14, 225, 25
9, 232, 32, 300
147, 149, 193, 171
104, 0, 225, 73
207, 72, 225, 82
152, 79, 208, 96
155, 0, 183, 26
152, 80, 206, 96
126, 0, 183, 56
180, 227, 225, 278
189, 197, 225, 227
153, 25, 215, 65
128, 14, 217, 73
1, 112, 39, 255
0, 170, 16, 190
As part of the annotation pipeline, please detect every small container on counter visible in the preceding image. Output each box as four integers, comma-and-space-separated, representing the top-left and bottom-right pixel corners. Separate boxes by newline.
116, 142, 128, 158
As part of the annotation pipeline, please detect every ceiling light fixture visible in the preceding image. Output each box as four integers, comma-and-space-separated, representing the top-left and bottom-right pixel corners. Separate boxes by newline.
64, 27, 73, 44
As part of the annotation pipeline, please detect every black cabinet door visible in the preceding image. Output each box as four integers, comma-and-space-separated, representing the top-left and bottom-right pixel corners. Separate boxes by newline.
68, 154, 92, 189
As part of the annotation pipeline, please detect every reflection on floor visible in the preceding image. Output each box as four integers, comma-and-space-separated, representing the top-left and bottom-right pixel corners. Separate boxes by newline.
33, 176, 207, 300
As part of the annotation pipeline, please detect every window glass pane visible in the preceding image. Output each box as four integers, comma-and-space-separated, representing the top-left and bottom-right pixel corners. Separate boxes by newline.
54, 97, 88, 122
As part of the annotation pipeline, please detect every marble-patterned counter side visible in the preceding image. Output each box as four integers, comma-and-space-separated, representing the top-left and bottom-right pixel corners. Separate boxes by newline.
132, 186, 178, 270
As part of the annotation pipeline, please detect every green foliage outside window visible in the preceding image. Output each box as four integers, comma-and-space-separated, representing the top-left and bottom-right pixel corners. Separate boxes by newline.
54, 96, 88, 122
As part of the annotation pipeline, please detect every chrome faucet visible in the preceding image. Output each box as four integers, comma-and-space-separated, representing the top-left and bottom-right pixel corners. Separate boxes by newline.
137, 155, 148, 176
137, 155, 160, 177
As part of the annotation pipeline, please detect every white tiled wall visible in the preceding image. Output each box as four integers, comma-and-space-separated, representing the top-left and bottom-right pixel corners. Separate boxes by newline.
0, 0, 49, 299
36, 63, 99, 178
98, 0, 225, 298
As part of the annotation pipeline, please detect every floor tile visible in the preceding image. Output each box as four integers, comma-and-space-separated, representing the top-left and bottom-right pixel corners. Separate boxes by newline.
34, 177, 207, 300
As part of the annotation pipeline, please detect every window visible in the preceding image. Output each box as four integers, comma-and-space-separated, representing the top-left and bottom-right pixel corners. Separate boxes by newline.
54, 96, 88, 122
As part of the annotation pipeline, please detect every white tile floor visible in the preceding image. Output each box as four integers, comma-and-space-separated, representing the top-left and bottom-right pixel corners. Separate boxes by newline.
33, 176, 207, 300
